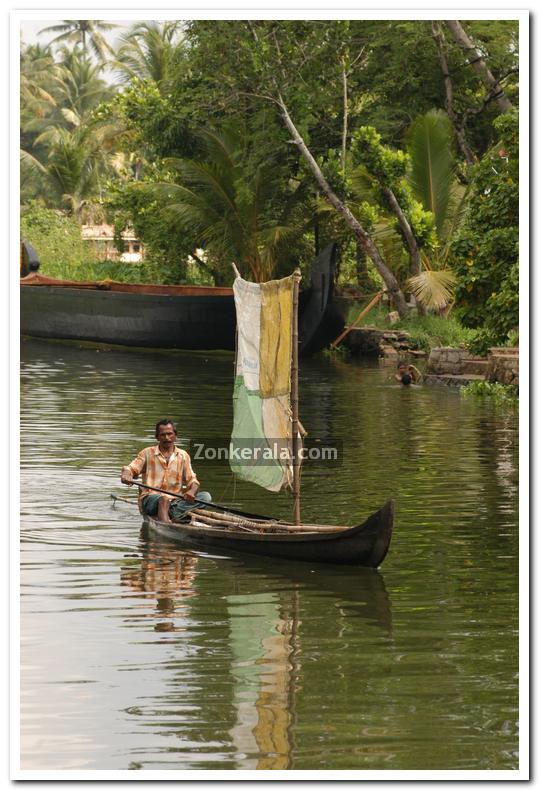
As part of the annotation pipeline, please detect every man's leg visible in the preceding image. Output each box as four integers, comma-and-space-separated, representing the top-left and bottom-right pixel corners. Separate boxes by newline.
141, 494, 160, 516
169, 491, 212, 521
157, 495, 172, 523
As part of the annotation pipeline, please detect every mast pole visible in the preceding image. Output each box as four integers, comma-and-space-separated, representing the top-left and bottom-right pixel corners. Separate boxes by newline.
291, 269, 302, 525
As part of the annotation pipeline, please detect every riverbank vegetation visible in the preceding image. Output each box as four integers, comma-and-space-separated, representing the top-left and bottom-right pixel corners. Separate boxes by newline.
345, 304, 477, 353
20, 19, 519, 349
461, 380, 519, 408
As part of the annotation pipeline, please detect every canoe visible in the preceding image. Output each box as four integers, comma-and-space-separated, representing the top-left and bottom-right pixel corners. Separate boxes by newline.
20, 243, 345, 355
143, 499, 394, 567
135, 527, 394, 631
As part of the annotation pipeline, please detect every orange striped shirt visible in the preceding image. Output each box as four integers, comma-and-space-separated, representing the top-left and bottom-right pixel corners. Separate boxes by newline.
125, 445, 199, 506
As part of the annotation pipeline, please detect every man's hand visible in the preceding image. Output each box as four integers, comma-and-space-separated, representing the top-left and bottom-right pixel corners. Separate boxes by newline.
184, 487, 198, 503
121, 467, 134, 486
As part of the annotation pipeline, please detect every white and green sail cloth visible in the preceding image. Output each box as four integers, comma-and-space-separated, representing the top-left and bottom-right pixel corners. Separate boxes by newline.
231, 274, 297, 492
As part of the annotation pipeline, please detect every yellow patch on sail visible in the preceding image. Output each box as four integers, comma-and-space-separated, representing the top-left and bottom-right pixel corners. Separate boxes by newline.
259, 276, 294, 398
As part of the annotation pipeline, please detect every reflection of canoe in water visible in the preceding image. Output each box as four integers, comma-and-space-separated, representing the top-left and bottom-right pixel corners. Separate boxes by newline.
143, 499, 394, 567
20, 243, 344, 355
124, 530, 392, 768
136, 527, 393, 632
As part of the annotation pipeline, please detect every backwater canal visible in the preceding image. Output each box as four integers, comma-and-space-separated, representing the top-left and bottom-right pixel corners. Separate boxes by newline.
20, 338, 519, 772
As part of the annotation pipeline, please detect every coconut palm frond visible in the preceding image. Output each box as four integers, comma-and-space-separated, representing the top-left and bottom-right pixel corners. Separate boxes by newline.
440, 181, 469, 245
20, 148, 47, 175
39, 20, 117, 61
407, 109, 456, 237
407, 269, 456, 310
59, 107, 81, 127
113, 21, 183, 88
350, 165, 379, 204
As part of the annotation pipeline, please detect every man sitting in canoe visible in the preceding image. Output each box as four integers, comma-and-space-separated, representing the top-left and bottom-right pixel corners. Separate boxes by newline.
120, 419, 212, 523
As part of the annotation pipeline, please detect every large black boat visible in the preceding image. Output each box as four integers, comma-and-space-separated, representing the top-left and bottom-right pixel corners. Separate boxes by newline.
20, 243, 345, 355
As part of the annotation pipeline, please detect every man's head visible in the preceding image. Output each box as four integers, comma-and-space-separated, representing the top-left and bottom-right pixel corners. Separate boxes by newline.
397, 362, 407, 375
401, 373, 412, 386
155, 419, 177, 446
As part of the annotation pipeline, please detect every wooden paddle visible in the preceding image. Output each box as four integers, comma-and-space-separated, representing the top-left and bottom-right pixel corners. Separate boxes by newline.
121, 480, 233, 514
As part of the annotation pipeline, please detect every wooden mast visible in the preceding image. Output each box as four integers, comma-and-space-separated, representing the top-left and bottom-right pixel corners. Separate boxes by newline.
291, 269, 302, 525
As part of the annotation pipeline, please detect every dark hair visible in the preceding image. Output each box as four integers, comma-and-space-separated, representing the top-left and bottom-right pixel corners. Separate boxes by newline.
401, 374, 412, 386
397, 361, 406, 369
155, 419, 177, 437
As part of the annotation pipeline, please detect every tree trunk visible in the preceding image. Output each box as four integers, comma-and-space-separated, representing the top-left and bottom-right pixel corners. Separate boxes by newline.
278, 98, 409, 317
383, 187, 421, 277
355, 241, 369, 291
382, 186, 426, 316
431, 21, 475, 168
445, 20, 513, 113
341, 58, 348, 171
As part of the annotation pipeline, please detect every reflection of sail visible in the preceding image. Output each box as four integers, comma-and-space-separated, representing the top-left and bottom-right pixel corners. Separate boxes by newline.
128, 530, 393, 769
227, 592, 297, 769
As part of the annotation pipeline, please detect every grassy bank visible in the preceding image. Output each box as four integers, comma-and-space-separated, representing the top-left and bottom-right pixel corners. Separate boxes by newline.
346, 303, 477, 353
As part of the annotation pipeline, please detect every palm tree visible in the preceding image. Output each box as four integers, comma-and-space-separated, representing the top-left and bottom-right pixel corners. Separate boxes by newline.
112, 21, 184, 91
30, 123, 119, 219
405, 109, 466, 312
21, 44, 120, 212
53, 47, 114, 127
20, 44, 63, 110
153, 126, 310, 282
39, 20, 117, 61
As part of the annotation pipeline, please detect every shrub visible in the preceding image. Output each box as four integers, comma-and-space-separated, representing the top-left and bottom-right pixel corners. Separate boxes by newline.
450, 112, 519, 344
461, 380, 518, 408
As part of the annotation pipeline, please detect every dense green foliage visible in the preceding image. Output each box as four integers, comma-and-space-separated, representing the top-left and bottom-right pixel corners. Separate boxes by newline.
450, 111, 519, 351
21, 203, 98, 277
20, 18, 519, 338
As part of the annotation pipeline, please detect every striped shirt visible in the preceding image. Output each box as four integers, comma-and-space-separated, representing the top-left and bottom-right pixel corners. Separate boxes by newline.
125, 445, 199, 506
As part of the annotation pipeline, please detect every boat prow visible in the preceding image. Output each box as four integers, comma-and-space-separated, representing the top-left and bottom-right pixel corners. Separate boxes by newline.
144, 499, 394, 568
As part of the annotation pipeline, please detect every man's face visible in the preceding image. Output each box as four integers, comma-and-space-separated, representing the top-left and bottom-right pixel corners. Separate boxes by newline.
157, 424, 176, 447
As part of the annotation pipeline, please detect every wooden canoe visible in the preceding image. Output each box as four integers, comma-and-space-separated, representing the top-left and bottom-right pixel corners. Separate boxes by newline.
143, 499, 394, 567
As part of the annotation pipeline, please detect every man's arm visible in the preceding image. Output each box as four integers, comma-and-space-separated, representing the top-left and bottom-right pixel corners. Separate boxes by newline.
121, 450, 146, 486
182, 452, 200, 502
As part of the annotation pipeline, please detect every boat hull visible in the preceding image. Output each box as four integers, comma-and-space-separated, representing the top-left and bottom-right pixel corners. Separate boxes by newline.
21, 285, 236, 350
144, 499, 394, 567
20, 244, 345, 354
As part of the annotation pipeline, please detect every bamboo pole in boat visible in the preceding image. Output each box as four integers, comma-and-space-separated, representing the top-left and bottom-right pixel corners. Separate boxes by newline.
291, 269, 302, 525
189, 510, 347, 533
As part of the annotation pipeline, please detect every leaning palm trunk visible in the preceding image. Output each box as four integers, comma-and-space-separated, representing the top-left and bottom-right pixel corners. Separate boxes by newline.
278, 98, 409, 317
445, 20, 513, 113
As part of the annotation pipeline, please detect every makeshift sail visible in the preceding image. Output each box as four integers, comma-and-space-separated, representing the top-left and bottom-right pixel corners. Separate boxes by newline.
230, 274, 299, 492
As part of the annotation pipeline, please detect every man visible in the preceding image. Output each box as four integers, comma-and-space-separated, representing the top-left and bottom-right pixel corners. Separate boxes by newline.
121, 419, 211, 523
394, 361, 422, 385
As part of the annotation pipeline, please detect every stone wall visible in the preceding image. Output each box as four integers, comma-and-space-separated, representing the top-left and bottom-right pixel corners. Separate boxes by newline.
487, 348, 519, 386
344, 327, 422, 357
427, 347, 474, 375
427, 346, 518, 386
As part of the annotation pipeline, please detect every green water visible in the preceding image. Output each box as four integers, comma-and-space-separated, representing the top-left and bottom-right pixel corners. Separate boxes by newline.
20, 338, 519, 771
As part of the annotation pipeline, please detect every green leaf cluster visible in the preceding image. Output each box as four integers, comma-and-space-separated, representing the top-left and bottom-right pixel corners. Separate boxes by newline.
450, 111, 519, 344
461, 379, 518, 408
351, 126, 437, 249
21, 202, 99, 276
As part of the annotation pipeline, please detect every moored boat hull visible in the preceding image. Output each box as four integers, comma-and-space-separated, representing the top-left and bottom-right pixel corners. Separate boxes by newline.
20, 244, 345, 355
144, 499, 394, 567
